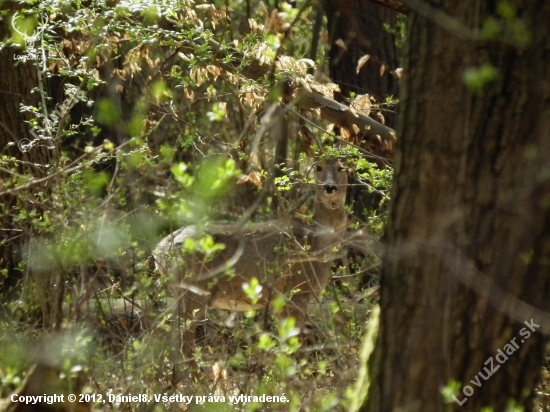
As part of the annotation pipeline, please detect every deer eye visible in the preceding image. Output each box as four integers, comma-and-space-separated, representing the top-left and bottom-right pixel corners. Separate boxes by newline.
316, 165, 322, 172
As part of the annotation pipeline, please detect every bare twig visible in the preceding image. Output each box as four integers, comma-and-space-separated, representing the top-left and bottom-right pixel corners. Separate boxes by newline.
371, 0, 408, 14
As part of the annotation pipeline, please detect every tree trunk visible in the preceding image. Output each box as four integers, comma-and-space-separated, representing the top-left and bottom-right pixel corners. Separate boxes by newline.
325, 0, 400, 128
0, 6, 50, 291
361, 1, 550, 411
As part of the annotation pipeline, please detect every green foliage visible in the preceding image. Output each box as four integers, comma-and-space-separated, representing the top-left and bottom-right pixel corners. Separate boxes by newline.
482, 1, 532, 47
383, 13, 407, 51
96, 99, 122, 126
348, 305, 379, 411
440, 380, 462, 403
243, 277, 263, 306
1, 0, 388, 408
274, 175, 292, 191
506, 399, 525, 412
463, 64, 499, 94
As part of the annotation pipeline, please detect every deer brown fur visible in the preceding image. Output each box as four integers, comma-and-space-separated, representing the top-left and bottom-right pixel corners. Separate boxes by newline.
153, 159, 348, 363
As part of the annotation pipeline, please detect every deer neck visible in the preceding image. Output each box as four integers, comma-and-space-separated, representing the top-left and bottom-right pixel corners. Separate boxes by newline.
312, 200, 347, 243
299, 200, 347, 273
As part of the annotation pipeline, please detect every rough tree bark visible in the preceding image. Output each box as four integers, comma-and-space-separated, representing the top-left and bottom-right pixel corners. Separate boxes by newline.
0, 6, 50, 290
361, 1, 550, 411
325, 0, 400, 128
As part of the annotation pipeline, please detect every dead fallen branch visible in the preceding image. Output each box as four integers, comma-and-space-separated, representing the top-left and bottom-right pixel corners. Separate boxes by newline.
200, 38, 398, 150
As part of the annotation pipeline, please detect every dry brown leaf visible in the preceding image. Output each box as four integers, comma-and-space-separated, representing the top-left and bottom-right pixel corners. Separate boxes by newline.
184, 88, 196, 102
212, 362, 228, 386
393, 67, 403, 80
257, 1, 269, 17
141, 119, 157, 135
91, 69, 100, 80
265, 9, 279, 33
255, 44, 270, 65
335, 38, 347, 51
207, 65, 221, 80
237, 174, 248, 185
248, 19, 264, 33
178, 52, 193, 62
310, 82, 340, 97
351, 94, 372, 116
340, 127, 352, 141
297, 58, 315, 72
305, 82, 314, 93
239, 85, 265, 110
195, 4, 214, 10
145, 53, 156, 68
218, 102, 227, 113
276, 55, 293, 71
124, 46, 142, 74
352, 124, 360, 134
356, 54, 370, 74
276, 56, 314, 76
380, 64, 386, 77
248, 171, 263, 188
190, 66, 208, 86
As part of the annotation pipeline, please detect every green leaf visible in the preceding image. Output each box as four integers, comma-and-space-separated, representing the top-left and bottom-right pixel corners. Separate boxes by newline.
96, 98, 122, 126
257, 333, 277, 351
463, 64, 499, 94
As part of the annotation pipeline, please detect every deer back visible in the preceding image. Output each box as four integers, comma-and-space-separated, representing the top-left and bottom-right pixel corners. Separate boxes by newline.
153, 159, 348, 312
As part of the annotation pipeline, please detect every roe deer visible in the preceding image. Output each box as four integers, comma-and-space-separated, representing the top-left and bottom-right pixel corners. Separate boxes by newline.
153, 159, 348, 363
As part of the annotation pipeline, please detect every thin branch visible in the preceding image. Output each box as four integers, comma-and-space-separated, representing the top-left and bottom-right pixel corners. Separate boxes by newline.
402, 0, 528, 47
370, 0, 409, 14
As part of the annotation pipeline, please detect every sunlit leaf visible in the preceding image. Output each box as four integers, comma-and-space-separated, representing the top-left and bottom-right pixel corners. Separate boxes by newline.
356, 54, 370, 74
